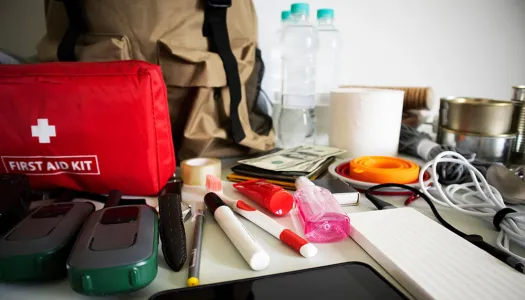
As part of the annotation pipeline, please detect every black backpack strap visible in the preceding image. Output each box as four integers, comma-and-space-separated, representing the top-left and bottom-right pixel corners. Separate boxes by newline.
57, 0, 87, 61
203, 0, 246, 144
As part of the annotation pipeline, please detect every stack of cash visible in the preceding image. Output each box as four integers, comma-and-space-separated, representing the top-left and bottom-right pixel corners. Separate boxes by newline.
227, 146, 345, 188
239, 146, 345, 173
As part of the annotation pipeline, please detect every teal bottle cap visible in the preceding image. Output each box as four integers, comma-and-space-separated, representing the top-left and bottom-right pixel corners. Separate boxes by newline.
291, 3, 310, 15
281, 10, 291, 21
317, 8, 334, 19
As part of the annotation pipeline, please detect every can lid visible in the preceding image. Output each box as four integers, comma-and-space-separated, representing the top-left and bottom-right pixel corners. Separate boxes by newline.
204, 192, 226, 215
267, 190, 294, 216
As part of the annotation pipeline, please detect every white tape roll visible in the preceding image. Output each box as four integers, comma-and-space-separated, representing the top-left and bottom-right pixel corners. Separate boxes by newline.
181, 158, 222, 186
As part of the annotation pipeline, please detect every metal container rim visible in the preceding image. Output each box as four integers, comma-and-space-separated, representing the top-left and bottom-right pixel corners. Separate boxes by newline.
440, 97, 514, 107
439, 126, 517, 138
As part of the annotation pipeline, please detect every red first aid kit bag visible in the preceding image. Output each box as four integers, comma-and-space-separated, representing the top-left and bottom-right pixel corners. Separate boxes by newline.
0, 60, 175, 196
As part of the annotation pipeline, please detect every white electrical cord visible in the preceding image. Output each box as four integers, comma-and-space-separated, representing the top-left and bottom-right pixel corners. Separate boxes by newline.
419, 151, 525, 263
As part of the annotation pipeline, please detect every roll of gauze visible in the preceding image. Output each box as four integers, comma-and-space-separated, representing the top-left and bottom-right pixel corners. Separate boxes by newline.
329, 88, 405, 158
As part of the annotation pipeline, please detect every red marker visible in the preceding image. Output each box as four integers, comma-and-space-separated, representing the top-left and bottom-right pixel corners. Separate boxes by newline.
206, 175, 318, 258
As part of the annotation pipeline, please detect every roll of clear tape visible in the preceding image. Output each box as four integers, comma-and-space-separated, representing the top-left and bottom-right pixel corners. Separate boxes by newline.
181, 158, 222, 186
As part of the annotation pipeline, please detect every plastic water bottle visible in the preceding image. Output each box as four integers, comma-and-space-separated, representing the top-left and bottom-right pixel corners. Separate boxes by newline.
271, 11, 292, 103
315, 8, 342, 146
278, 3, 319, 148
271, 11, 292, 146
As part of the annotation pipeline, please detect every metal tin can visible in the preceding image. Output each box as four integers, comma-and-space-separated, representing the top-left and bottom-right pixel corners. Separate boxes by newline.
439, 97, 520, 135
437, 126, 516, 165
511, 85, 525, 164
513, 85, 525, 101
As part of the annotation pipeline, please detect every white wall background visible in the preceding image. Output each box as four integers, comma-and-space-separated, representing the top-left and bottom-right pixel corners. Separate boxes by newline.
255, 0, 525, 109
1, 0, 524, 108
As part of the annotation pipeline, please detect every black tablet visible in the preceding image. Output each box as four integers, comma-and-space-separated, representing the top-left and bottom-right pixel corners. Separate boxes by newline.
150, 262, 409, 300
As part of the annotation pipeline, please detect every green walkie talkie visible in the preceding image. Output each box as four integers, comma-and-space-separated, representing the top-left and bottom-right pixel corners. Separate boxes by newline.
0, 190, 94, 281
67, 190, 159, 295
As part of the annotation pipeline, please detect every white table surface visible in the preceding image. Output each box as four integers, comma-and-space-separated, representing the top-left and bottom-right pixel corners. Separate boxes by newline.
1, 159, 524, 300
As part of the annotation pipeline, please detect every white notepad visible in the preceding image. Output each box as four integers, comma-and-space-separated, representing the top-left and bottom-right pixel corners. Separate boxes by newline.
349, 208, 525, 300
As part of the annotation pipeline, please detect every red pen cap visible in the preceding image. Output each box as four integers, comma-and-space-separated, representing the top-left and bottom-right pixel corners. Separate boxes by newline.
233, 180, 293, 216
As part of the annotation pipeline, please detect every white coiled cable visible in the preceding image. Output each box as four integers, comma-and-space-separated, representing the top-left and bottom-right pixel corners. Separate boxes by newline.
419, 151, 525, 263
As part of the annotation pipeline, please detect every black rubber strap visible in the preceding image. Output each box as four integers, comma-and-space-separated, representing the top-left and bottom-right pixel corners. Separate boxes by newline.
57, 0, 87, 61
203, 4, 246, 143
158, 180, 187, 272
493, 207, 517, 231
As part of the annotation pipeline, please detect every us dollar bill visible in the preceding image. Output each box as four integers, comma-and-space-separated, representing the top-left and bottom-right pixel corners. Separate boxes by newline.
238, 146, 345, 172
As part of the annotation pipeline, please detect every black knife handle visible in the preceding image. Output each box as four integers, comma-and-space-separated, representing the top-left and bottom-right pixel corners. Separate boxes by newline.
158, 180, 187, 272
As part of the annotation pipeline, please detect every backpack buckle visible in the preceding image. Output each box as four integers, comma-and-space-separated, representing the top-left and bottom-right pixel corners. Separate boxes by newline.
207, 0, 231, 8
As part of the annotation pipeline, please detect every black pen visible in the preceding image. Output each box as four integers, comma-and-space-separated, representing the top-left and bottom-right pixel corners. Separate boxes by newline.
187, 202, 205, 286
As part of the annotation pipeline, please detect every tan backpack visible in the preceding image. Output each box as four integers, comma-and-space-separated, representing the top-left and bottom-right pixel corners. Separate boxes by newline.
37, 0, 275, 160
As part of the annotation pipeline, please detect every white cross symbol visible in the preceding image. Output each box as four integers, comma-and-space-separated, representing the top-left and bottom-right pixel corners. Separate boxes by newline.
31, 119, 56, 144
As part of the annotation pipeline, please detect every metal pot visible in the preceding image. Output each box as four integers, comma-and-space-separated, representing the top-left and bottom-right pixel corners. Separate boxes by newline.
439, 97, 520, 135
437, 126, 516, 164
